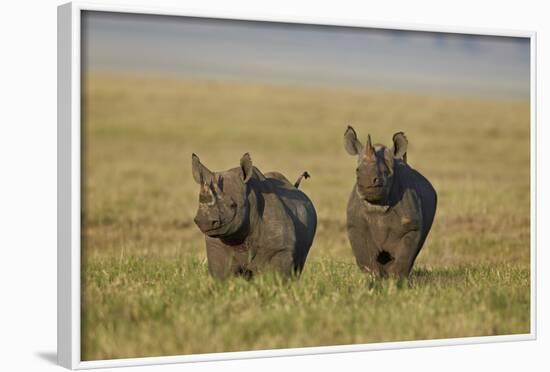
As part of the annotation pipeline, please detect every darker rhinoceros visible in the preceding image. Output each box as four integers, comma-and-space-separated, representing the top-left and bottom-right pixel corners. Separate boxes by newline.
191, 152, 317, 279
343, 126, 437, 277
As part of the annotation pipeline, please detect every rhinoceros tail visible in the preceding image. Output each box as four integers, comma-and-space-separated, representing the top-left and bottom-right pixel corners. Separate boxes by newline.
294, 171, 311, 189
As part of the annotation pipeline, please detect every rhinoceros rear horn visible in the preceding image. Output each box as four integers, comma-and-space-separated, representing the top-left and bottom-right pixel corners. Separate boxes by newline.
392, 132, 408, 162
365, 134, 375, 159
240, 153, 253, 183
191, 153, 214, 185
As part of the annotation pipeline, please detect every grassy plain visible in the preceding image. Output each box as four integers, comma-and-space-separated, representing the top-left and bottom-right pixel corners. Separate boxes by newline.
81, 73, 530, 360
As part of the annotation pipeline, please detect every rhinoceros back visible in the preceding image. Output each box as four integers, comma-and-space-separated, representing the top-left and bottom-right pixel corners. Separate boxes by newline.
264, 173, 317, 270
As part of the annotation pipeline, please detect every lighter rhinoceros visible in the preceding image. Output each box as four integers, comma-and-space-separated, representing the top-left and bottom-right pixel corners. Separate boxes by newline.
191, 153, 317, 279
343, 126, 437, 277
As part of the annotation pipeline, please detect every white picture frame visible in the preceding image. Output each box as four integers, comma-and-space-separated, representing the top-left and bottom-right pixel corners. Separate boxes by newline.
57, 1, 537, 369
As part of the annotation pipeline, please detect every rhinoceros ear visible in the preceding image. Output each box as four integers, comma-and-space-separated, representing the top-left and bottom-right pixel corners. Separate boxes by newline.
240, 153, 253, 183
392, 132, 408, 163
192, 153, 213, 185
344, 126, 363, 155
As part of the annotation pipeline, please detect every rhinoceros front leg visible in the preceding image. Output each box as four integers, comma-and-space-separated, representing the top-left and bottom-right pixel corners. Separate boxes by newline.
248, 248, 294, 278
347, 220, 380, 275
205, 237, 240, 279
382, 189, 424, 277
382, 227, 422, 277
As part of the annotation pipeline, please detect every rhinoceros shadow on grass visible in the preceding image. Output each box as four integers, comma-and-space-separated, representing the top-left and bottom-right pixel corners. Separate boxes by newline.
191, 152, 317, 279
344, 126, 437, 277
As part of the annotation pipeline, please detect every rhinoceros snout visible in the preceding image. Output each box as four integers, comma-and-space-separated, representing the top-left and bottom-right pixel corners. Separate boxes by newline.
194, 215, 221, 232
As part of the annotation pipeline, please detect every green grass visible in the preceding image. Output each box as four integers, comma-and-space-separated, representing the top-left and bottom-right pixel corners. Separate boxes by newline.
81, 73, 531, 360
82, 257, 529, 359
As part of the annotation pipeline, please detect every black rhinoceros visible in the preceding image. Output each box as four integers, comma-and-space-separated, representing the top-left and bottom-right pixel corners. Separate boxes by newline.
344, 126, 437, 277
191, 153, 317, 279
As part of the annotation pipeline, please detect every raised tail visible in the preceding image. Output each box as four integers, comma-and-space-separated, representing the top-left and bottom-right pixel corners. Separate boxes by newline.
294, 171, 311, 189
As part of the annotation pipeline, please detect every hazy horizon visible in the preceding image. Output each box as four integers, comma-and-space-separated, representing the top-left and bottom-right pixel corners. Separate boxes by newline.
82, 11, 530, 100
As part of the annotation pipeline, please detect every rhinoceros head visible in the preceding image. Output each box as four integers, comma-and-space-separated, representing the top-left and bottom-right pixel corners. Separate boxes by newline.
344, 126, 408, 204
191, 153, 254, 237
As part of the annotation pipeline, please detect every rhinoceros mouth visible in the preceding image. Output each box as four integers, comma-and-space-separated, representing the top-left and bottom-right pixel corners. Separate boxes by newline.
361, 186, 386, 197
203, 213, 236, 234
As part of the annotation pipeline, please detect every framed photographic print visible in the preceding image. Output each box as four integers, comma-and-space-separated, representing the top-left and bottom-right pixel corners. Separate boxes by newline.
57, 1, 536, 369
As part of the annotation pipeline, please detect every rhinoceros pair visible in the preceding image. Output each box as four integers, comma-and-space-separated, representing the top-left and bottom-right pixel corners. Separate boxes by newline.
191, 126, 437, 279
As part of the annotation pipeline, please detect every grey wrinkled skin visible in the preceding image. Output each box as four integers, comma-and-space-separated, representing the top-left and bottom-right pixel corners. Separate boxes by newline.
191, 153, 317, 279
344, 126, 437, 277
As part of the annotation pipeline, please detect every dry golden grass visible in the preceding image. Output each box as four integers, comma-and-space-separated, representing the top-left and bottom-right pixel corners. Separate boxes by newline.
81, 73, 530, 360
